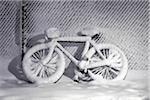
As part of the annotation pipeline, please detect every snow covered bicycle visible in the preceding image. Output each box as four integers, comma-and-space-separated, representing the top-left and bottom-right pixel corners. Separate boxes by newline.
23, 27, 128, 84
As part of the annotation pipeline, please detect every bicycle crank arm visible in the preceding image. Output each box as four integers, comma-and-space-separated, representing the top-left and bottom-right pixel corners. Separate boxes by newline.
86, 60, 110, 69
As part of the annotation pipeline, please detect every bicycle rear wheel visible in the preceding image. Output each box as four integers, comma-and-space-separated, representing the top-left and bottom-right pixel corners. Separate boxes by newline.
85, 44, 128, 81
23, 43, 65, 84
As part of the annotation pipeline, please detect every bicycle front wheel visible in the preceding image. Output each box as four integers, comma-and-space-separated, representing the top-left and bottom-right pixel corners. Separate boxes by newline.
85, 44, 128, 81
23, 43, 65, 84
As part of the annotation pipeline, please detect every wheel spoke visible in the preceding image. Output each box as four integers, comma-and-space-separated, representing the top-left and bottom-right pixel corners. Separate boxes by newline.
40, 49, 48, 59
42, 68, 47, 78
101, 70, 105, 78
30, 62, 39, 67
111, 58, 122, 63
34, 65, 42, 76
111, 63, 122, 70
46, 63, 56, 68
91, 66, 103, 73
108, 50, 117, 60
94, 48, 106, 60
42, 49, 45, 57
97, 67, 106, 76
45, 67, 52, 77
106, 49, 109, 59
38, 50, 43, 59
103, 68, 108, 79
104, 68, 109, 79
111, 54, 121, 62
46, 64, 56, 72
109, 68, 119, 76
44, 67, 50, 77
95, 67, 105, 75
109, 68, 118, 79
31, 56, 39, 62
35, 52, 41, 59
108, 70, 114, 79
101, 49, 108, 59
31, 62, 41, 70
49, 66, 56, 72
42, 49, 47, 58
32, 53, 39, 61
106, 69, 112, 79
39, 68, 45, 78
101, 49, 105, 58
89, 57, 102, 62
47, 67, 55, 74
92, 69, 100, 74
39, 67, 44, 78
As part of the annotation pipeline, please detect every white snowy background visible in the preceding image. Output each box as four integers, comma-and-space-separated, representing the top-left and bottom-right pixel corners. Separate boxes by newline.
0, 0, 149, 100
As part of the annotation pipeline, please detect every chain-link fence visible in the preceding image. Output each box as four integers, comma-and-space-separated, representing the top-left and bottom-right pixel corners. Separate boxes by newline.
0, 0, 149, 70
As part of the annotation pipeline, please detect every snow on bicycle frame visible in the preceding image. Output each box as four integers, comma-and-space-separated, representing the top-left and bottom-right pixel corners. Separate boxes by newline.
42, 35, 108, 69
22, 27, 128, 84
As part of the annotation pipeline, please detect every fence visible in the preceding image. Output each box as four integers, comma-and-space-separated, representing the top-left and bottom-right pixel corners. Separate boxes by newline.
0, 0, 149, 70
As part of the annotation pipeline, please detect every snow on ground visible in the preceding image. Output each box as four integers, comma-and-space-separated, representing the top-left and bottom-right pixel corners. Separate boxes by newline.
0, 76, 149, 100
0, 57, 149, 100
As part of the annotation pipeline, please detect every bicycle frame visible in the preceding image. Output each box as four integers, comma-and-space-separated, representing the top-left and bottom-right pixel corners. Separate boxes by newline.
22, 27, 128, 83
42, 36, 107, 69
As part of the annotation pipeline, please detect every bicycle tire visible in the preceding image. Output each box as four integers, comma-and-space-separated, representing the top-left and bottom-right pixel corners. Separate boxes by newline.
23, 43, 65, 84
84, 44, 128, 81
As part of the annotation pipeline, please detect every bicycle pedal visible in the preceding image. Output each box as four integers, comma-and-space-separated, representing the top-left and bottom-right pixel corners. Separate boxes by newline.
73, 79, 80, 83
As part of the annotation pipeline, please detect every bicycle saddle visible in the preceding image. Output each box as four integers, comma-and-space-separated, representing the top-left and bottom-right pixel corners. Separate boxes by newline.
45, 28, 61, 38
78, 27, 100, 37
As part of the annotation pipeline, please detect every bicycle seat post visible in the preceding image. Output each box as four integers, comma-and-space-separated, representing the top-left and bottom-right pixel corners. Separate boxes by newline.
44, 33, 49, 41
